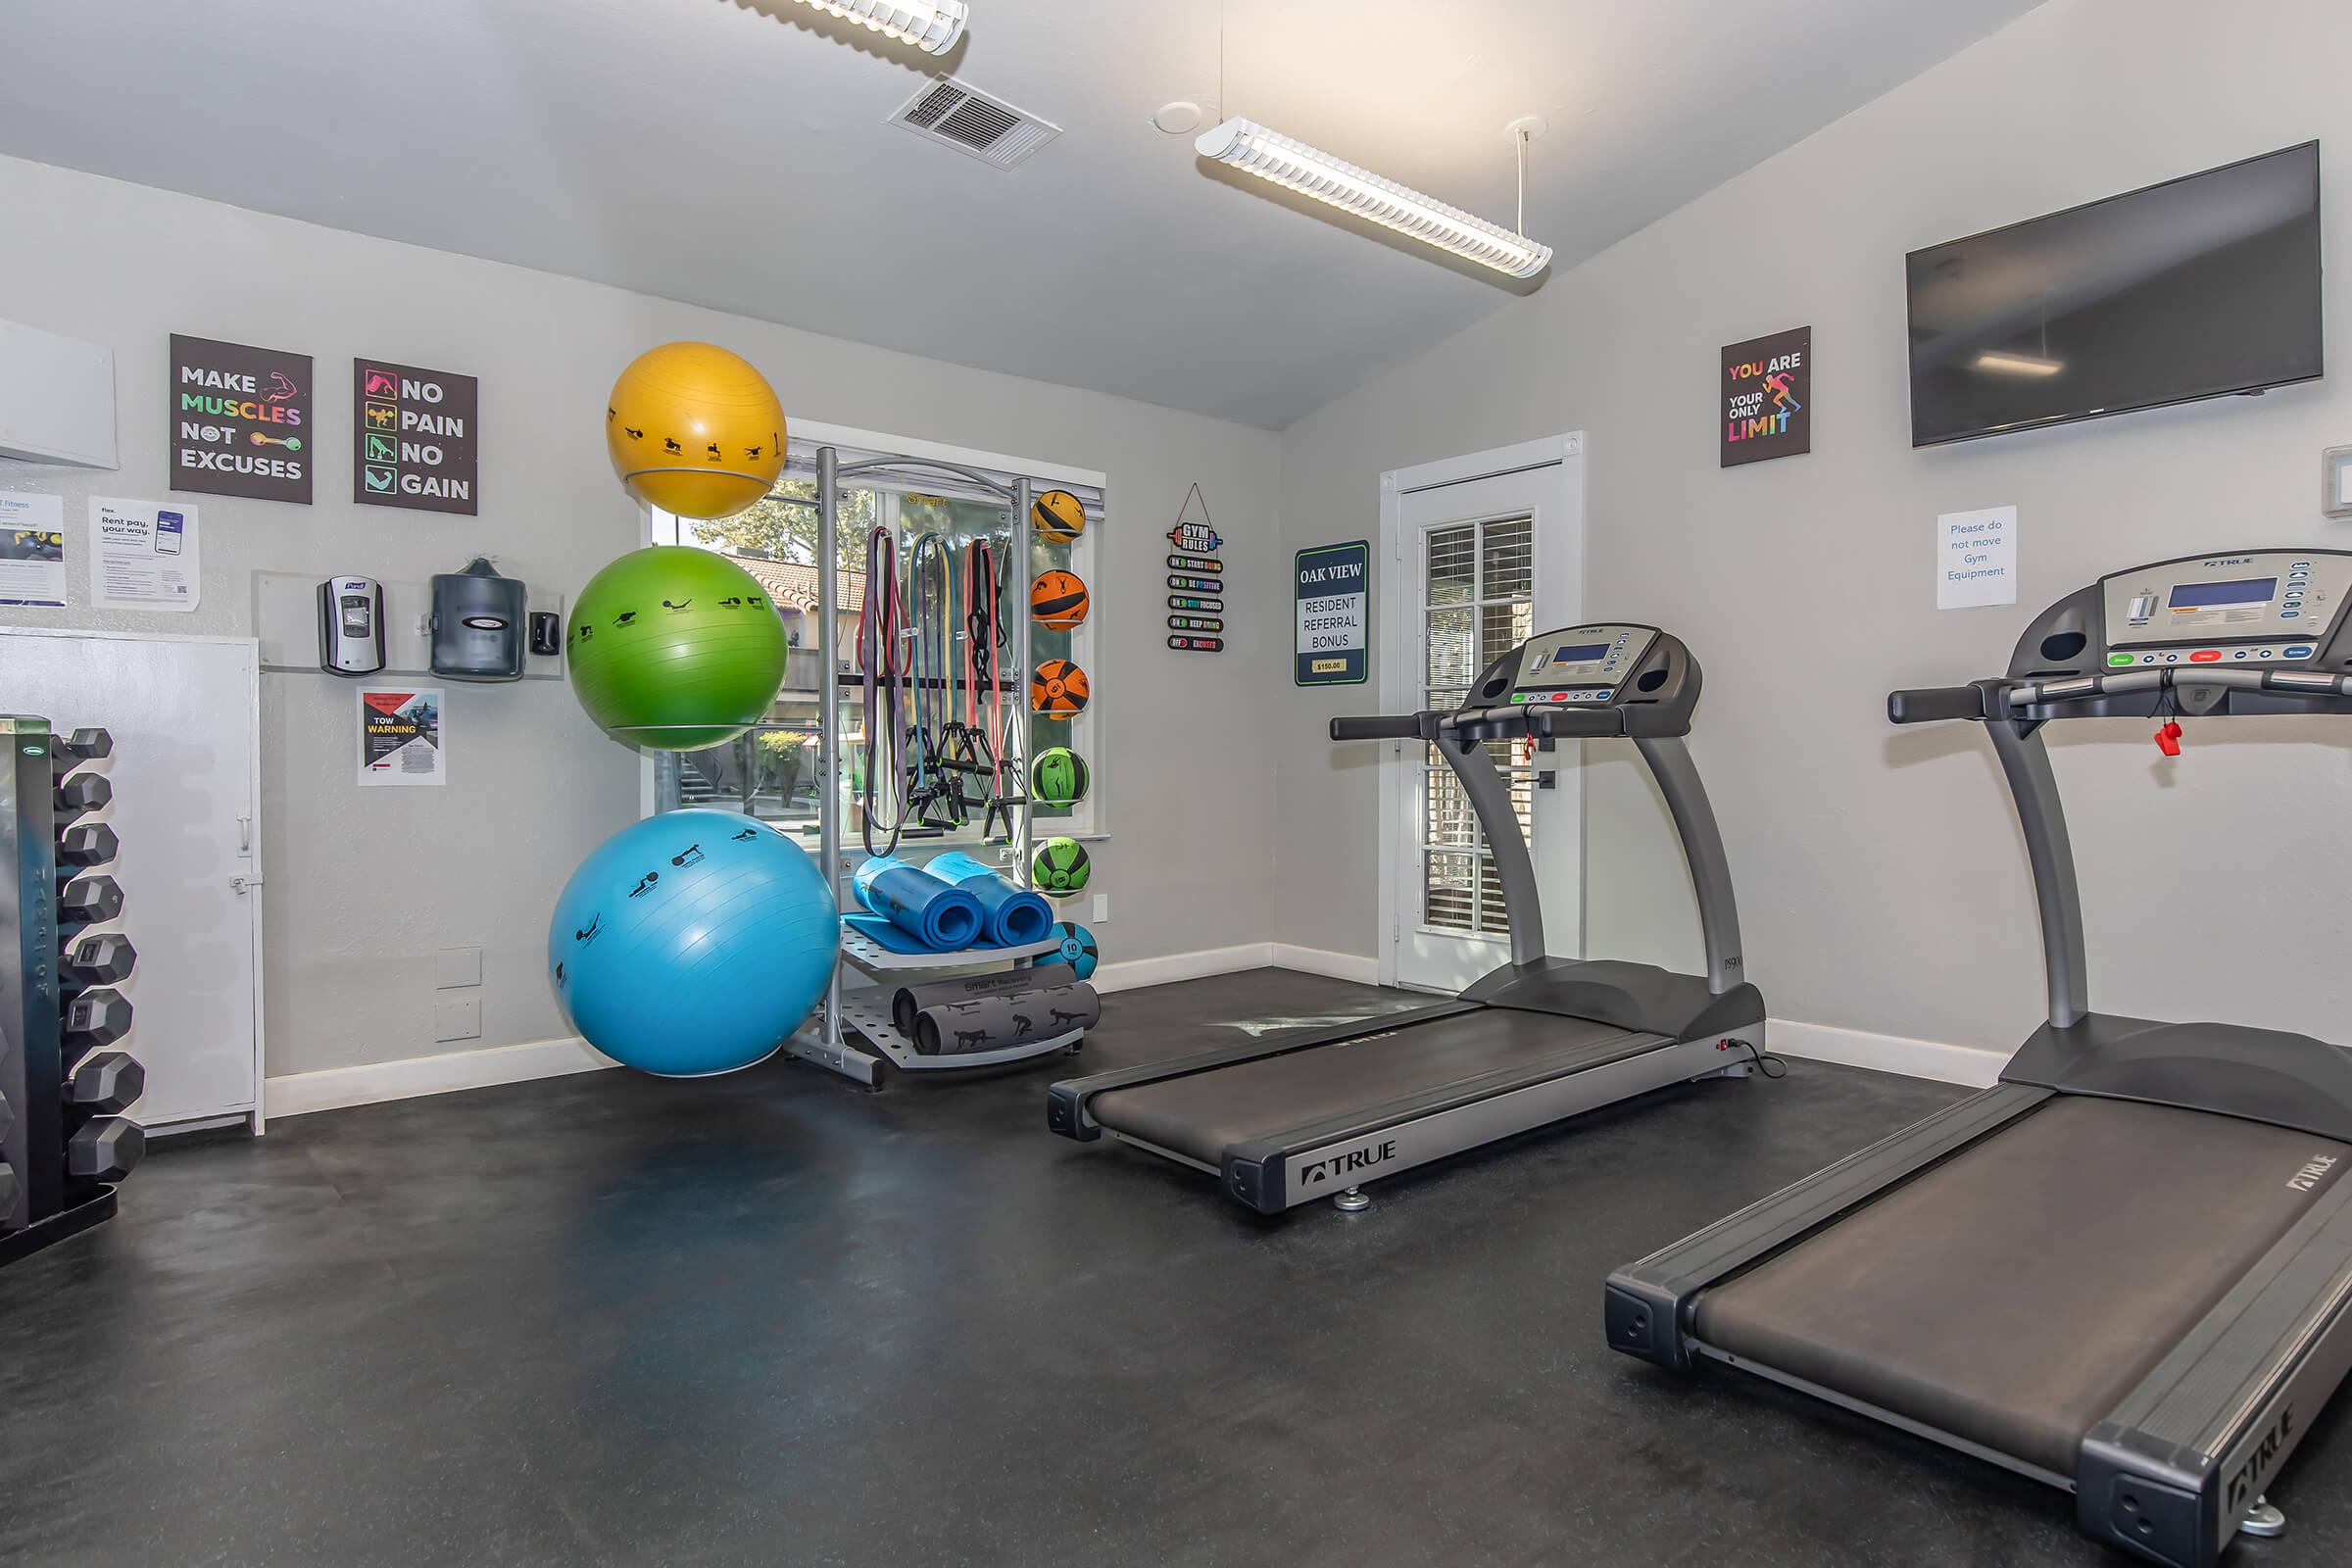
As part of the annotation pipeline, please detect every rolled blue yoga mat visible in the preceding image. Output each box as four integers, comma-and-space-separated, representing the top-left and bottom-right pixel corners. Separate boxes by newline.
852, 857, 985, 951
921, 852, 1055, 948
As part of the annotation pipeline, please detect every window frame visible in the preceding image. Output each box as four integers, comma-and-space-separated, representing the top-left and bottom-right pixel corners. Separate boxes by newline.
636, 417, 1106, 848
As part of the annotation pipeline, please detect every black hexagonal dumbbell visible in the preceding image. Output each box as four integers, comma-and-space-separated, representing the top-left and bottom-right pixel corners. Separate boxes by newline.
51, 728, 112, 764
67, 1117, 144, 1182
59, 875, 123, 929
0, 1093, 13, 1144
58, 821, 121, 868
65, 1050, 144, 1115
64, 931, 137, 987
65, 989, 132, 1052
54, 770, 111, 817
0, 1160, 17, 1217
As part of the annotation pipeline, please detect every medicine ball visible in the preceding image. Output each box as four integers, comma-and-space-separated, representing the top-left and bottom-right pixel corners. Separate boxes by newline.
1030, 569, 1090, 629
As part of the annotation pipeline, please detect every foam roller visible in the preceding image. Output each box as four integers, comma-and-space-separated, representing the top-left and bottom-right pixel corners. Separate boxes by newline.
913, 982, 1100, 1056
891, 961, 1078, 1038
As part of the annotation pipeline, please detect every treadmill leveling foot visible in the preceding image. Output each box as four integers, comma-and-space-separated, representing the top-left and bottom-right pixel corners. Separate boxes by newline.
2240, 1495, 2285, 1540
1333, 1186, 1372, 1213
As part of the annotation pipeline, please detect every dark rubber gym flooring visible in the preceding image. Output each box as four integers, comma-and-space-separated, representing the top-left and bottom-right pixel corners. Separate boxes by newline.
4, 968, 2347, 1567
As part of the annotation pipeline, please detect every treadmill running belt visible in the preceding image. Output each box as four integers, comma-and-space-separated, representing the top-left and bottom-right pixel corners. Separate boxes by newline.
1695, 1096, 2352, 1478
1090, 1009, 1650, 1168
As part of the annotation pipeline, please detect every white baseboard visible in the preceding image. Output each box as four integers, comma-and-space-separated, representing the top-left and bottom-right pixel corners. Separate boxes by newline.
1268, 944, 1382, 985
1766, 1017, 2006, 1088
1093, 941, 1382, 993
1093, 942, 1273, 994
266, 1035, 616, 1120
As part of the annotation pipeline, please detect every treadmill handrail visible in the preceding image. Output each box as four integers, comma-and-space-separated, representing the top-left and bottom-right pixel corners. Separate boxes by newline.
1330, 712, 1436, 742
1529, 708, 1629, 739
1887, 685, 1986, 724
1890, 667, 2352, 724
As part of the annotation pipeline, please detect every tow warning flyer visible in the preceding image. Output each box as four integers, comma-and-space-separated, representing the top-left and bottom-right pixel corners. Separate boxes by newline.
358, 688, 445, 786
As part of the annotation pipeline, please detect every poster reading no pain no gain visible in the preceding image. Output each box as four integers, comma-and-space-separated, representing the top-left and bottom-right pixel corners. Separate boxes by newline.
171, 334, 313, 504
355, 359, 479, 514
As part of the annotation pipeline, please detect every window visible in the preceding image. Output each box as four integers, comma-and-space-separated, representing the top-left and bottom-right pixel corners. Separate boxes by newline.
647, 446, 1102, 859
1419, 515, 1533, 936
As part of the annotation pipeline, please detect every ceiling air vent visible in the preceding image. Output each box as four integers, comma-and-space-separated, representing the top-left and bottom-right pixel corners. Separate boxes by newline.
891, 76, 1060, 170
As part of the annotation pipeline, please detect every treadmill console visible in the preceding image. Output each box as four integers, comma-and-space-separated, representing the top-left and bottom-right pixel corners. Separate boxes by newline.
1451, 622, 1698, 738
1503, 625, 1660, 706
2011, 551, 2352, 677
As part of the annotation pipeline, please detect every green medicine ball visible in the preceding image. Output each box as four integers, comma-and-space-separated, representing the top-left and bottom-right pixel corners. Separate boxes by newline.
1033, 836, 1091, 898
566, 546, 788, 751
1032, 746, 1090, 808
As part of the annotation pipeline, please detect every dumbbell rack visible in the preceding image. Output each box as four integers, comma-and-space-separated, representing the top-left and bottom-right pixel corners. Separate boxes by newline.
2, 717, 147, 1268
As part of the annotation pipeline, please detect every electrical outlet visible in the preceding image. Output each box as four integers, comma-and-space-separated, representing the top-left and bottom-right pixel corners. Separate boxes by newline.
434, 946, 483, 989
1091, 893, 1109, 923
433, 994, 481, 1043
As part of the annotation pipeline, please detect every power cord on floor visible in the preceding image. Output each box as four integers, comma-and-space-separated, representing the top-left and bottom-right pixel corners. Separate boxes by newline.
1718, 1038, 1788, 1079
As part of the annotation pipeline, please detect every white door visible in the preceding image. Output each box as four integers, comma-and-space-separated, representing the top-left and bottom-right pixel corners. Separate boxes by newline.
2, 629, 265, 1131
1379, 438, 1584, 993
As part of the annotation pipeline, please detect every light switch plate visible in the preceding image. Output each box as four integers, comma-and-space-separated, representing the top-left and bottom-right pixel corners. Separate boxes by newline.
1091, 893, 1109, 923
433, 994, 482, 1043
2327, 446, 2352, 518
434, 946, 483, 989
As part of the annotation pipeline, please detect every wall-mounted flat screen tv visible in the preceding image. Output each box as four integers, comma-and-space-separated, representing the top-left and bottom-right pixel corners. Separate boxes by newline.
1907, 142, 2322, 447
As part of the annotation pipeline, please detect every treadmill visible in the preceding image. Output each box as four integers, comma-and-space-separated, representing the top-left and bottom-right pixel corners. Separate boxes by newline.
1047, 622, 1766, 1213
1608, 550, 2352, 1568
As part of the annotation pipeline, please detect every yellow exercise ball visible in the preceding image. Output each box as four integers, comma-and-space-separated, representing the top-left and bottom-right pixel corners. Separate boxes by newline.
605, 342, 787, 520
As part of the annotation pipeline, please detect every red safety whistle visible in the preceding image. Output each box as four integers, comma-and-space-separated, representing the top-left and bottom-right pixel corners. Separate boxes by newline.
2154, 720, 2182, 757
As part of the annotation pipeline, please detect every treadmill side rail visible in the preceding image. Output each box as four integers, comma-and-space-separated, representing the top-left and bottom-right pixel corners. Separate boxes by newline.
2079, 1174, 2352, 1568
1044, 1001, 1482, 1140
1221, 1028, 1701, 1213
1605, 1083, 2050, 1368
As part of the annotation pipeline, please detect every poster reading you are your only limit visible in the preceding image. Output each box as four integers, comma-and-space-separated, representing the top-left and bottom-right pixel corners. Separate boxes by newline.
1721, 326, 1811, 467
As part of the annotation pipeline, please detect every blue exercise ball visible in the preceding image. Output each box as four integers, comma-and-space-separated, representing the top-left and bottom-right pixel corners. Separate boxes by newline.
549, 808, 837, 1077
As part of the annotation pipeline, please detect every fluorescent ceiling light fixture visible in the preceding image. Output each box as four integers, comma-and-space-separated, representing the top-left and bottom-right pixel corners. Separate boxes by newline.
1196, 117, 1552, 279
1974, 350, 2065, 376
790, 0, 967, 55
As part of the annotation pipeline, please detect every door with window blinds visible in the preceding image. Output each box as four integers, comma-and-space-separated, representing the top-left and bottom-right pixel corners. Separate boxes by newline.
1388, 454, 1581, 993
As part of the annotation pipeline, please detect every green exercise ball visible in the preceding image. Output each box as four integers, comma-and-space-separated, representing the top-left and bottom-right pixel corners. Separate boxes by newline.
566, 546, 788, 750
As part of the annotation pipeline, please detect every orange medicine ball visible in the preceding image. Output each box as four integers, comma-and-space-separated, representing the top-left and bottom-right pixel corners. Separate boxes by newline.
1030, 569, 1091, 630
1031, 658, 1090, 716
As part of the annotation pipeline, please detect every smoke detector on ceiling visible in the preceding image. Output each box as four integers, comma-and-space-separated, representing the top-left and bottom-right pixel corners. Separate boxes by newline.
890, 76, 1061, 169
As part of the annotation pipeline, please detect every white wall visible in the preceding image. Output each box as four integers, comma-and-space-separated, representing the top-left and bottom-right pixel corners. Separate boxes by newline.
1, 153, 1281, 1081
1277, 0, 2352, 1060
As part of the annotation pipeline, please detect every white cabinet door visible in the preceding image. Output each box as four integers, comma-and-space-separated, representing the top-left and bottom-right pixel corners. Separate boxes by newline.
3, 629, 263, 1130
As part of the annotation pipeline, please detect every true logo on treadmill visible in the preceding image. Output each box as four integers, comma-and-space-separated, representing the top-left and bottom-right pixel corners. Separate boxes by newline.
1298, 1139, 1398, 1188
2226, 1404, 2295, 1514
2288, 1153, 2338, 1193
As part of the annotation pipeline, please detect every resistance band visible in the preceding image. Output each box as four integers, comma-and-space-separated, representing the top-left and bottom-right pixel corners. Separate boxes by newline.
858, 523, 907, 858
962, 539, 1007, 798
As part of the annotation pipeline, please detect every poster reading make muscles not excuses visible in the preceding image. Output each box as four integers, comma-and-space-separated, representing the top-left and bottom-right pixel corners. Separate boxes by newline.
171, 334, 313, 504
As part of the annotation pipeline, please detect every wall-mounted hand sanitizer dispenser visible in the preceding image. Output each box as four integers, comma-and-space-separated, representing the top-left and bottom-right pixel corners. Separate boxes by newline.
318, 576, 386, 675
430, 557, 525, 681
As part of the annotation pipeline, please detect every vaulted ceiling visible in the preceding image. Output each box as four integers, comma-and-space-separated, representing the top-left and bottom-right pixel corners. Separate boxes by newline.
0, 0, 2045, 426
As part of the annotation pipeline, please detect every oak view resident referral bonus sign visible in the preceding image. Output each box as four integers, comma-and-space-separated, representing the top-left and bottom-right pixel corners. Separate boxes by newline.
171, 334, 314, 504
356, 360, 479, 514
1296, 540, 1369, 686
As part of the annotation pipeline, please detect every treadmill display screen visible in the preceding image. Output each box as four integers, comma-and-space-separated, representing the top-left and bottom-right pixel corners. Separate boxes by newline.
2169, 577, 2277, 609
1535, 643, 1610, 669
